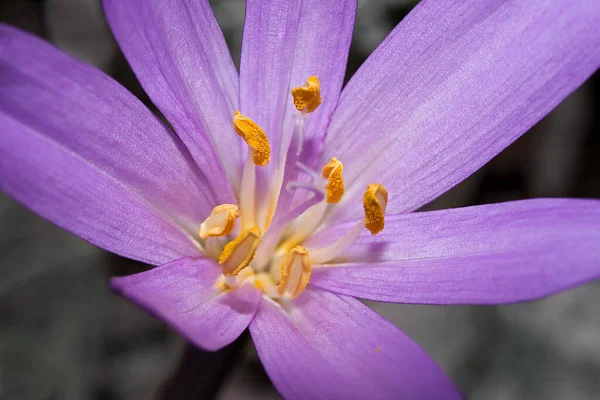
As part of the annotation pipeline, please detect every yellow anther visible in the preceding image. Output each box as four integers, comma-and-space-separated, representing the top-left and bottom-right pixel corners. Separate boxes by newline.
277, 245, 312, 299
363, 183, 388, 235
233, 111, 271, 166
321, 157, 345, 203
218, 227, 261, 276
291, 76, 322, 113
199, 204, 239, 239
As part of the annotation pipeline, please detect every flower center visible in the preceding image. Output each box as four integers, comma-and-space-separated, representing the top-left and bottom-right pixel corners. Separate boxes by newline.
201, 76, 387, 301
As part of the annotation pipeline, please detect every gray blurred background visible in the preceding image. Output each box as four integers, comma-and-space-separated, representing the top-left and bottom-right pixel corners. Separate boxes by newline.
1, 0, 599, 399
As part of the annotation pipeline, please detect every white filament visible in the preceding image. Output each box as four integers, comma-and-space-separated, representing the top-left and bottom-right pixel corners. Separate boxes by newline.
295, 111, 307, 156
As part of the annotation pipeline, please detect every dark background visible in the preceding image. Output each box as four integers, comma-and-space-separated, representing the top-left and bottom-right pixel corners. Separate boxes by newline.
1, 0, 599, 399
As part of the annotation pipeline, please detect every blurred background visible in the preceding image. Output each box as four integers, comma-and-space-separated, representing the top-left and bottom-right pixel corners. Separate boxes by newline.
0, 0, 599, 399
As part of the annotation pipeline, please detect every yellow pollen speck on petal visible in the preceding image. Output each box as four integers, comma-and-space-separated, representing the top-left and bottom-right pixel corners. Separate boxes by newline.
277, 245, 311, 299
291, 76, 322, 113
233, 111, 271, 166
363, 183, 388, 235
199, 204, 239, 239
321, 157, 345, 203
219, 227, 261, 276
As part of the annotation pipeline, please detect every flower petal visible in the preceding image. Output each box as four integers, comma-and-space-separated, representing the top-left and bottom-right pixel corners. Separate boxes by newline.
0, 25, 210, 265
322, 0, 600, 220
240, 0, 356, 167
250, 288, 463, 399
309, 199, 600, 305
112, 257, 261, 351
103, 0, 241, 197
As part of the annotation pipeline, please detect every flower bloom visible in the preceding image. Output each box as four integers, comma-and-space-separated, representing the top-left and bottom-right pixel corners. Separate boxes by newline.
1, 0, 600, 398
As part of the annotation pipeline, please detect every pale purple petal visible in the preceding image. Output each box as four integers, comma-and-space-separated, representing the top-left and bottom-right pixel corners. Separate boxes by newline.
0, 25, 210, 265
322, 0, 600, 221
308, 199, 600, 305
103, 0, 241, 197
239, 0, 356, 167
250, 288, 463, 399
240, 0, 356, 223
112, 257, 261, 351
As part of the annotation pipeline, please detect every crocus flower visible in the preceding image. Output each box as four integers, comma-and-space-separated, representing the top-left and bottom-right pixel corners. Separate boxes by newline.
1, 0, 599, 398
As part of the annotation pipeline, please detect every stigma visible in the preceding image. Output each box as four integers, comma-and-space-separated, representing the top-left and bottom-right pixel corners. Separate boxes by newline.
199, 204, 239, 239
233, 111, 271, 166
291, 76, 322, 113
277, 245, 311, 299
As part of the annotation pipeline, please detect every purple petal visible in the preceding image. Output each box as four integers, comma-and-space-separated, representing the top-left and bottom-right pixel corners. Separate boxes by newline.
250, 288, 463, 399
240, 0, 356, 166
112, 257, 261, 351
0, 25, 210, 265
309, 199, 600, 305
103, 0, 241, 197
322, 0, 600, 221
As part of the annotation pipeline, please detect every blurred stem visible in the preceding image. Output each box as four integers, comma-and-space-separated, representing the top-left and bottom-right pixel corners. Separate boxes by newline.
156, 333, 249, 400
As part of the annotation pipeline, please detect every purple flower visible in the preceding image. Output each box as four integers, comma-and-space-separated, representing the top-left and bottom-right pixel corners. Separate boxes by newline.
1, 0, 599, 398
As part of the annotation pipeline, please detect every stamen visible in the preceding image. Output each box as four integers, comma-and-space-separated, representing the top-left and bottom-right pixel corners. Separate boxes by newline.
233, 111, 271, 166
300, 183, 390, 264
363, 183, 388, 235
291, 76, 322, 113
277, 245, 311, 299
321, 157, 345, 204
219, 227, 261, 276
198, 204, 239, 239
